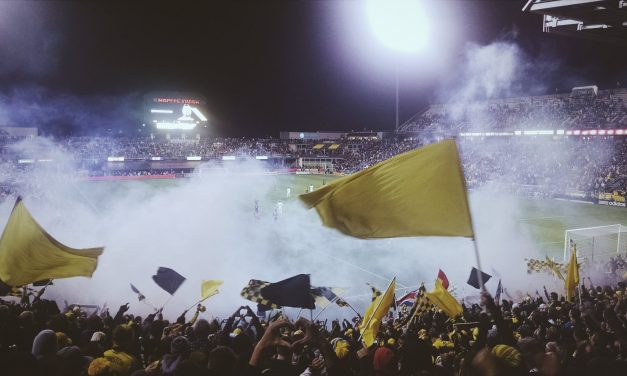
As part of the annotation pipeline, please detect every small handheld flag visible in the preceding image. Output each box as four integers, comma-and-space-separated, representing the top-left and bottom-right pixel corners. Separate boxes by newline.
437, 269, 450, 290
396, 290, 417, 307
359, 277, 396, 347
201, 280, 223, 300
152, 267, 186, 295
241, 274, 315, 310
426, 279, 463, 319
494, 279, 503, 305
565, 246, 580, 302
130, 283, 146, 301
467, 267, 491, 289
261, 274, 315, 309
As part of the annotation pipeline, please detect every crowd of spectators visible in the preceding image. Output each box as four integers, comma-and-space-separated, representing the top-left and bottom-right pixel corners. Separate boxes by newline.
1, 269, 626, 376
402, 89, 627, 133
2, 134, 627, 199
1, 88, 627, 199
58, 137, 292, 161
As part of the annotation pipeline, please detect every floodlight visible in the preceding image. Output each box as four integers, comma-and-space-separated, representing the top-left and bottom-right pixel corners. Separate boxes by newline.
365, 0, 429, 53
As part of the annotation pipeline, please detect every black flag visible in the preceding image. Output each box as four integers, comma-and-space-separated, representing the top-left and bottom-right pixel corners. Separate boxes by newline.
152, 267, 186, 295
260, 274, 315, 309
467, 267, 491, 289
32, 279, 54, 287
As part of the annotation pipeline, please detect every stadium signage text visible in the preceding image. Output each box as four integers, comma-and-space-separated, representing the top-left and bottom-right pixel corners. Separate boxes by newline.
598, 200, 627, 207
153, 98, 201, 105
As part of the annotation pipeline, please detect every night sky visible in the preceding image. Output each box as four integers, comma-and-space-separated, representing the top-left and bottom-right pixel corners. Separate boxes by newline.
0, 1, 625, 137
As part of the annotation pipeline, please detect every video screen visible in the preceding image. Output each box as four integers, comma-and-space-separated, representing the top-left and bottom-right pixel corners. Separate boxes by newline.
145, 93, 208, 131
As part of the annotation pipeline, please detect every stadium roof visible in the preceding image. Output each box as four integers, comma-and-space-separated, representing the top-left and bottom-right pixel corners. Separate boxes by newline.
523, 0, 627, 45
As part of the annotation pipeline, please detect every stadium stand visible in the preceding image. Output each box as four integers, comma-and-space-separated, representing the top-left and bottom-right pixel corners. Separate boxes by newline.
399, 87, 627, 133
2, 87, 627, 203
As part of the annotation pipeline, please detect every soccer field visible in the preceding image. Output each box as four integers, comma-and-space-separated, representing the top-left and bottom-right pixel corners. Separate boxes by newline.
79, 174, 627, 261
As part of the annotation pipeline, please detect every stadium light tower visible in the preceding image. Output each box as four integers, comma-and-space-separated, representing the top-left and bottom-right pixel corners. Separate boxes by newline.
365, 0, 429, 130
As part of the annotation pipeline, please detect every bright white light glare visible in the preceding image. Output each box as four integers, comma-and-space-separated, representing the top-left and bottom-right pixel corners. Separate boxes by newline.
156, 122, 197, 130
222, 156, 236, 161
366, 0, 429, 53
150, 109, 173, 114
191, 107, 208, 121
186, 156, 202, 161
255, 156, 268, 160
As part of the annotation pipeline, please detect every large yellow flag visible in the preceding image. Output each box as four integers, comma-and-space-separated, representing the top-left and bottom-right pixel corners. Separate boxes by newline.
359, 278, 396, 347
300, 140, 473, 239
0, 198, 103, 287
426, 279, 463, 319
565, 246, 579, 302
201, 279, 223, 300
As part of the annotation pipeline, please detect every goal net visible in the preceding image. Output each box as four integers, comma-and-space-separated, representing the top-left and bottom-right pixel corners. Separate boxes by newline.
564, 224, 627, 262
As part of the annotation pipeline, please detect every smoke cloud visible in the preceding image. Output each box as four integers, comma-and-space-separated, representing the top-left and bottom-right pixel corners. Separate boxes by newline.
0, 38, 605, 319
0, 135, 549, 319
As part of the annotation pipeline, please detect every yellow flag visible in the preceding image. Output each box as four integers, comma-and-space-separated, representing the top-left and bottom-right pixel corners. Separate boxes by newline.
565, 246, 579, 302
426, 279, 463, 319
0, 198, 103, 287
300, 140, 473, 239
546, 257, 565, 281
359, 278, 396, 347
201, 279, 223, 300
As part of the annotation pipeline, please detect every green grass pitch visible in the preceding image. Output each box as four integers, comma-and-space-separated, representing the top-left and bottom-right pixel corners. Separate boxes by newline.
82, 174, 627, 260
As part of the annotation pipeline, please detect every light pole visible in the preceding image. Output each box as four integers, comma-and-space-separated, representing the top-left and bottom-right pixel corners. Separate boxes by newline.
365, 0, 429, 131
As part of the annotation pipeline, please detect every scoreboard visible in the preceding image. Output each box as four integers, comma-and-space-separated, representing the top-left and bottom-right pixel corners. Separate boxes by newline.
145, 93, 208, 131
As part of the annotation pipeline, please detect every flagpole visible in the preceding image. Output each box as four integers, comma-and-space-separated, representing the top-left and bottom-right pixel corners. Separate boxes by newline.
142, 301, 159, 312
160, 294, 175, 311
454, 138, 486, 292
332, 291, 362, 319
346, 302, 362, 319
357, 277, 395, 343
313, 297, 337, 321
184, 294, 213, 312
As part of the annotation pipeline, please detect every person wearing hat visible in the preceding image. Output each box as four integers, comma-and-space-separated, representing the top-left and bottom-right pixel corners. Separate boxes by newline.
85, 331, 106, 359
161, 335, 191, 375
373, 346, 397, 376
491, 344, 523, 370
57, 345, 93, 376
32, 329, 61, 375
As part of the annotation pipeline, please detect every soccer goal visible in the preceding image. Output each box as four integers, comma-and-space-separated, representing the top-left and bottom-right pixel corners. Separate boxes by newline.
564, 224, 627, 262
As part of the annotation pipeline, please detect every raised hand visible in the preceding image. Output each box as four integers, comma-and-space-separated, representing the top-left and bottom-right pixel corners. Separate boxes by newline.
249, 318, 294, 366
292, 317, 325, 351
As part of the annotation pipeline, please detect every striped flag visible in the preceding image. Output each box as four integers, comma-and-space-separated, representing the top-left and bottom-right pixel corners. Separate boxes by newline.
396, 290, 417, 307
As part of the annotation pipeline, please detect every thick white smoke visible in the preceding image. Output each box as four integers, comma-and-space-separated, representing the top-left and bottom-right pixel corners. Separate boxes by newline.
0, 39, 596, 320
0, 135, 547, 320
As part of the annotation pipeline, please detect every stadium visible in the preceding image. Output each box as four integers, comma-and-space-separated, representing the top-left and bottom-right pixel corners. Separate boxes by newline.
0, 1, 627, 376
